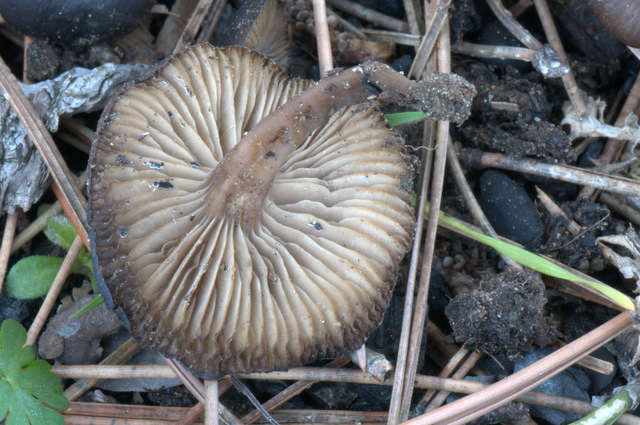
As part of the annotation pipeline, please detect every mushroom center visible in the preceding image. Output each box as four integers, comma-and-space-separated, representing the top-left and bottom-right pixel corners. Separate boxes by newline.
205, 62, 413, 229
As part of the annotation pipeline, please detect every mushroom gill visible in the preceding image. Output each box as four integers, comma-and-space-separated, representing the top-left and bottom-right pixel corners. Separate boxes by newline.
89, 44, 416, 379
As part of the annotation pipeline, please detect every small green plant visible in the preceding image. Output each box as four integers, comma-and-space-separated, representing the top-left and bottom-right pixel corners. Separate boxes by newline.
430, 203, 636, 311
0, 319, 68, 424
386, 112, 635, 310
7, 211, 96, 300
570, 386, 637, 425
384, 111, 428, 127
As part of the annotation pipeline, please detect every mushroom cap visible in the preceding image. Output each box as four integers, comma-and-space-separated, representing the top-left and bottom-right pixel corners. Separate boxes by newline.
217, 0, 291, 67
89, 44, 415, 379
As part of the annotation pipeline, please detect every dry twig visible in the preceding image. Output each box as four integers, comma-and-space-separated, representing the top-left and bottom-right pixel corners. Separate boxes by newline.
326, 0, 409, 32
396, 23, 453, 423
0, 212, 18, 294
63, 337, 140, 401
462, 150, 640, 199
313, 0, 334, 75
205, 380, 219, 425
25, 235, 84, 346
0, 56, 89, 247
407, 312, 633, 425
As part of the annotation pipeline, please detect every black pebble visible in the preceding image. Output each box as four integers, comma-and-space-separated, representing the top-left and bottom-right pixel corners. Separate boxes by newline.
578, 141, 604, 168
480, 170, 544, 247
0, 0, 153, 46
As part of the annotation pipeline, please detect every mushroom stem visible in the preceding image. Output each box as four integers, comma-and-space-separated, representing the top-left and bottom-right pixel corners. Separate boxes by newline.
207, 62, 474, 228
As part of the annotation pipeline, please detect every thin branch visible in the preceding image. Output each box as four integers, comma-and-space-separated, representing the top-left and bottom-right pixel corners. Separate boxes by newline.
446, 138, 520, 269
397, 119, 449, 423
26, 235, 84, 346
403, 0, 423, 35
205, 380, 219, 425
409, 0, 452, 79
413, 347, 470, 413
387, 116, 437, 425
532, 0, 587, 116
600, 192, 640, 227
162, 356, 205, 404
313, 0, 334, 75
11, 171, 87, 255
241, 357, 351, 424
397, 22, 452, 423
461, 150, 640, 199
195, 0, 228, 44
230, 376, 279, 425
510, 0, 534, 18
551, 340, 616, 376
54, 365, 177, 379
485, 0, 542, 50
0, 55, 89, 246
360, 29, 420, 46
63, 337, 140, 401
326, 0, 410, 32
424, 351, 482, 412
50, 179, 89, 248
451, 41, 535, 62
173, 0, 216, 54
0, 212, 18, 295
404, 312, 632, 425
176, 403, 205, 425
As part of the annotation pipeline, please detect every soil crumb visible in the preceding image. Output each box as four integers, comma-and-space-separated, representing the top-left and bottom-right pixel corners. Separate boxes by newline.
445, 268, 557, 358
539, 198, 612, 271
409, 72, 476, 125
458, 63, 574, 163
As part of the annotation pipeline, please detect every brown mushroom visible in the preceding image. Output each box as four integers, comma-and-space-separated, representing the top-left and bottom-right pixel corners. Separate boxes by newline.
589, 0, 640, 48
216, 0, 292, 68
89, 44, 472, 379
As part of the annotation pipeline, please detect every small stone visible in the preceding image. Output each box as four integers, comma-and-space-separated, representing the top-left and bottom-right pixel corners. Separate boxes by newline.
0, 0, 153, 46
480, 170, 544, 247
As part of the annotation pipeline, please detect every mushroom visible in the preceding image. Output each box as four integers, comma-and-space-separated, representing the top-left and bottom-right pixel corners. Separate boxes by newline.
216, 0, 292, 68
89, 44, 473, 379
589, 0, 640, 48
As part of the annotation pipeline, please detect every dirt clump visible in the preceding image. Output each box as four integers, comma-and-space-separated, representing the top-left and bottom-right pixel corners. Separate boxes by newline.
445, 268, 557, 358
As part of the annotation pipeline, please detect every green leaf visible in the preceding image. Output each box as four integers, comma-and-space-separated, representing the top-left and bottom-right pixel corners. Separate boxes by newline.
69, 295, 104, 319
0, 320, 68, 425
43, 212, 94, 275
44, 215, 77, 250
427, 203, 636, 311
384, 111, 427, 127
6, 257, 65, 300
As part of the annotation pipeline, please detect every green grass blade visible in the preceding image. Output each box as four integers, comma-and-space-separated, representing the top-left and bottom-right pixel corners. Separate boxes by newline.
384, 111, 427, 127
430, 205, 635, 310
69, 295, 104, 319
